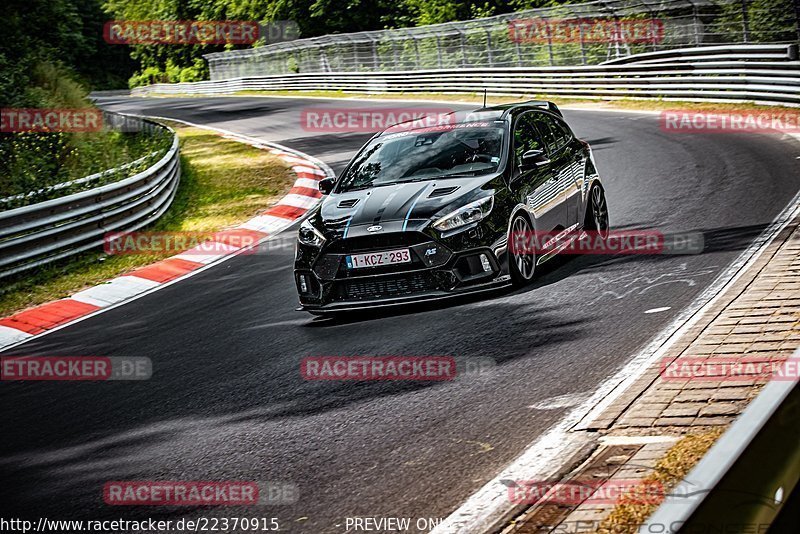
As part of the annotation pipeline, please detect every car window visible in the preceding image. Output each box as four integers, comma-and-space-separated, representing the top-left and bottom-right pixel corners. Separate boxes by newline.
534, 114, 572, 154
532, 114, 560, 154
338, 123, 505, 192
551, 118, 573, 150
513, 114, 545, 170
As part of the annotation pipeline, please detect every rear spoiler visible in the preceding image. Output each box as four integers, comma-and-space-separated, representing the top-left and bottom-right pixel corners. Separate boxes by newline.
527, 100, 562, 117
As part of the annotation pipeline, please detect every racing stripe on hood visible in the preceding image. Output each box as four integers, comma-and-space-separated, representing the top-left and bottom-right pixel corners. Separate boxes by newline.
403, 183, 434, 231
343, 183, 433, 228
342, 199, 365, 239
373, 189, 401, 225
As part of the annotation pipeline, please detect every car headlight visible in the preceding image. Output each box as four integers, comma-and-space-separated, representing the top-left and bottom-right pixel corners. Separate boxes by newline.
432, 196, 494, 232
298, 218, 326, 247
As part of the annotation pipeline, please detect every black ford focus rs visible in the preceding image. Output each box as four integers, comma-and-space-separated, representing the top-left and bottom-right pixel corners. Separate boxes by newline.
294, 101, 609, 314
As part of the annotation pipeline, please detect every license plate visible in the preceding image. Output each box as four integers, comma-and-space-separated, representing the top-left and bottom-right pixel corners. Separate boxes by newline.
346, 249, 412, 269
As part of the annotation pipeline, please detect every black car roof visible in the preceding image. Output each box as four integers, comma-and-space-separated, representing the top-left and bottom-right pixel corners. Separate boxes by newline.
476, 100, 562, 118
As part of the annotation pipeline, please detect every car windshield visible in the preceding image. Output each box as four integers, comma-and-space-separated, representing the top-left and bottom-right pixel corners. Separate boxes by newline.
338, 122, 505, 192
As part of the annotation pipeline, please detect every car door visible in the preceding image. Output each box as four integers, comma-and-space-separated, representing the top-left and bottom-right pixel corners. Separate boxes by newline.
547, 116, 584, 229
530, 113, 574, 234
511, 112, 562, 240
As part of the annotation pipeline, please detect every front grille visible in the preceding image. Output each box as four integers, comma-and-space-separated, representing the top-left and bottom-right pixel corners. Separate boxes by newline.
333, 272, 439, 301
325, 231, 431, 253
314, 239, 452, 280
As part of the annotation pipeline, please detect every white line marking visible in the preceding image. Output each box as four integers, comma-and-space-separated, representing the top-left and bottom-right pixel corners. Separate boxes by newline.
599, 435, 679, 446
292, 165, 326, 176
0, 325, 33, 346
295, 178, 323, 189
70, 276, 161, 307
528, 393, 588, 410
279, 194, 320, 209
239, 214, 295, 233
173, 243, 241, 264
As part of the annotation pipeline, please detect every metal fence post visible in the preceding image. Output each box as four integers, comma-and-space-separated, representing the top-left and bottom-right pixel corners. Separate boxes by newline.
390, 38, 399, 70
371, 35, 380, 70
435, 35, 444, 68
569, 7, 587, 65
537, 12, 555, 66
742, 0, 750, 43
690, 0, 702, 46
458, 27, 468, 68
410, 31, 421, 69
484, 29, 494, 67
794, 0, 800, 42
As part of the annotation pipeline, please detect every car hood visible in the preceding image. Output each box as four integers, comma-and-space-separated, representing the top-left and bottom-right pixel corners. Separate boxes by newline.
318, 176, 494, 238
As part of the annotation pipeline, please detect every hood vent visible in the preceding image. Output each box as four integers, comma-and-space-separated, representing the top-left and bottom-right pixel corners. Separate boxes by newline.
428, 186, 460, 198
337, 198, 360, 208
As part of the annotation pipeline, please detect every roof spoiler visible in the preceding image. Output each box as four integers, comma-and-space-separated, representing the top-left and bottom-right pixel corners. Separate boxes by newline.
527, 100, 562, 117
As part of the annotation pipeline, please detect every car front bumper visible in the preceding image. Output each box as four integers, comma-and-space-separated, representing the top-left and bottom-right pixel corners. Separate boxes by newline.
294, 229, 509, 313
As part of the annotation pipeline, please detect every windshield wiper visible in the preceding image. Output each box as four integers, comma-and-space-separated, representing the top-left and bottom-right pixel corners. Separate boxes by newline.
342, 173, 474, 191
342, 181, 373, 192
438, 172, 480, 178
393, 177, 433, 184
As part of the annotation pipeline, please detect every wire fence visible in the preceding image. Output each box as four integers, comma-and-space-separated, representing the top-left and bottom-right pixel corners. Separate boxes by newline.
205, 0, 799, 80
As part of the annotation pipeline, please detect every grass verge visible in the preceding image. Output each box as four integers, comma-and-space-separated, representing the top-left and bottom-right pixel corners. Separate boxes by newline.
597, 428, 726, 534
0, 121, 294, 317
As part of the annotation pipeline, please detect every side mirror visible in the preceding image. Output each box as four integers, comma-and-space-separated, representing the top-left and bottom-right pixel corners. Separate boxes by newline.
520, 149, 550, 171
318, 177, 335, 195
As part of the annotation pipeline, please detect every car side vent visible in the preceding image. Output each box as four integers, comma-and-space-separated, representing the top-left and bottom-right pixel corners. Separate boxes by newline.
337, 198, 360, 208
428, 186, 460, 198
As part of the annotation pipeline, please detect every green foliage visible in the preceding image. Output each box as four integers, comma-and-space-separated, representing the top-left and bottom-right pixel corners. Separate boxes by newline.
717, 0, 796, 43
0, 128, 172, 208
2, 0, 134, 103
0, 9, 168, 208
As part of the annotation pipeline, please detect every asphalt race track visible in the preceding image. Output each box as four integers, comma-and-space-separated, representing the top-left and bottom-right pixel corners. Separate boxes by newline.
2, 96, 799, 532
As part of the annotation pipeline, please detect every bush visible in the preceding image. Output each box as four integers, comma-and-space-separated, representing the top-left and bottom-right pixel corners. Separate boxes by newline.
0, 61, 173, 209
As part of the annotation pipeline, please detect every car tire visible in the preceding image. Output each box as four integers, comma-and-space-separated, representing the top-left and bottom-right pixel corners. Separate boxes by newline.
509, 214, 536, 287
584, 183, 609, 239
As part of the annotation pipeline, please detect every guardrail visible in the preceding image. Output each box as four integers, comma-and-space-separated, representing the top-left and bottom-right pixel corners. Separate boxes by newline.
0, 113, 180, 279
644, 349, 800, 530
133, 44, 800, 106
